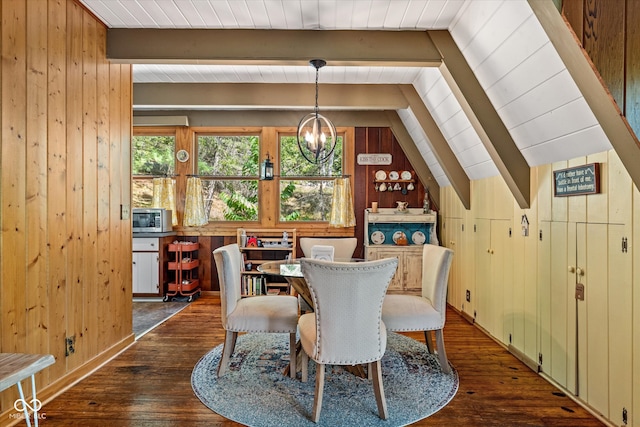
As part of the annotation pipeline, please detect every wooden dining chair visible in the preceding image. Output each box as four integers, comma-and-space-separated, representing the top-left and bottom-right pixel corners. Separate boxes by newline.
213, 243, 299, 378
299, 237, 357, 260
381, 244, 454, 373
298, 257, 398, 423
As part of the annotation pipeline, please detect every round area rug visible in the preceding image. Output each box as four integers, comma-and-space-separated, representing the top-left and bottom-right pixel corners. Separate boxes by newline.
192, 332, 458, 427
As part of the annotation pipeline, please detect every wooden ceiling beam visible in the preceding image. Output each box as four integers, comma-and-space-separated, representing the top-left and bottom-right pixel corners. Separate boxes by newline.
399, 85, 471, 210
133, 83, 409, 110
428, 30, 531, 209
108, 29, 442, 66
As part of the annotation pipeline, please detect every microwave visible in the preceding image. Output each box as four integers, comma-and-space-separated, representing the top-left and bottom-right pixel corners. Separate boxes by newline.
132, 208, 173, 233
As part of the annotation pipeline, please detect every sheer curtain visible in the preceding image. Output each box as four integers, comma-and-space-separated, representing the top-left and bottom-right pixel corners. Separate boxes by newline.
329, 177, 355, 227
152, 177, 177, 226
183, 177, 208, 227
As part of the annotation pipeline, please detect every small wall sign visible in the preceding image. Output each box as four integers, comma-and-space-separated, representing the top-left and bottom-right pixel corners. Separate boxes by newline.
553, 163, 600, 197
357, 153, 392, 165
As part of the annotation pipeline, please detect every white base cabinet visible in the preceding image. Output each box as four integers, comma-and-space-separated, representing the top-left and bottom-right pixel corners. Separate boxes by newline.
132, 235, 176, 297
133, 251, 159, 294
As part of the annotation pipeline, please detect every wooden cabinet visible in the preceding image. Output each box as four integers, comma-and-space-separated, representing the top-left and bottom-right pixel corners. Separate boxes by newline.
236, 228, 296, 296
366, 245, 423, 293
165, 242, 201, 302
364, 208, 436, 295
132, 235, 175, 298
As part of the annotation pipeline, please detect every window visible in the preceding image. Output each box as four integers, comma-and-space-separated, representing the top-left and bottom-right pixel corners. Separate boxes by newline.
279, 133, 344, 221
132, 132, 175, 208
197, 134, 260, 221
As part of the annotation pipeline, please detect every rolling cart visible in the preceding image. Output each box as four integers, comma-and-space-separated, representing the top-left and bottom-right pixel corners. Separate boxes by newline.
164, 241, 201, 302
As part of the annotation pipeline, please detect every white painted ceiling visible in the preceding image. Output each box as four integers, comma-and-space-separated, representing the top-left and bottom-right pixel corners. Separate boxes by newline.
80, 0, 613, 189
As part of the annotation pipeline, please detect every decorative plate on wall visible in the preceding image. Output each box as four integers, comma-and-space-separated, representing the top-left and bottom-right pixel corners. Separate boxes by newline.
389, 171, 399, 180
375, 170, 387, 180
412, 231, 426, 245
401, 170, 412, 180
392, 231, 404, 244
371, 231, 385, 245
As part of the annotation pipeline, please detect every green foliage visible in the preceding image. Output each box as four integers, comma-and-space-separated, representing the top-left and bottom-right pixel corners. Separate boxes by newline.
219, 191, 258, 221
133, 133, 345, 222
132, 135, 175, 175
279, 135, 342, 177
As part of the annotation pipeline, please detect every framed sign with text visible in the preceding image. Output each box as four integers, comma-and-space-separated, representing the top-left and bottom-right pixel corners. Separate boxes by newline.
357, 153, 392, 165
553, 163, 600, 197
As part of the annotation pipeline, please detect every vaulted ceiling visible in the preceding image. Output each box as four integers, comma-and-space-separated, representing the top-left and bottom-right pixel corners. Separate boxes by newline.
80, 0, 640, 210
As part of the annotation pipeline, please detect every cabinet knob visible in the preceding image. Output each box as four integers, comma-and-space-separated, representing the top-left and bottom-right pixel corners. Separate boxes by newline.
576, 267, 585, 276
568, 266, 575, 273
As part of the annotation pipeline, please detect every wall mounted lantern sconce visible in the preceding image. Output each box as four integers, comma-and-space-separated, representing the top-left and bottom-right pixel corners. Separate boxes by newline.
260, 153, 274, 180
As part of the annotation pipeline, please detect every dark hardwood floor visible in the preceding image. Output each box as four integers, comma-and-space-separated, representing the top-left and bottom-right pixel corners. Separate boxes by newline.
41, 295, 604, 426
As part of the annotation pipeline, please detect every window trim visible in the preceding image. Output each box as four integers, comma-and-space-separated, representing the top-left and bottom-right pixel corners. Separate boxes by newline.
131, 126, 354, 236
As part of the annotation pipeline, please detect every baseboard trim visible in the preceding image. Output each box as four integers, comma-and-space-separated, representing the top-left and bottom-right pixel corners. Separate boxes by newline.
507, 344, 539, 373
460, 311, 475, 324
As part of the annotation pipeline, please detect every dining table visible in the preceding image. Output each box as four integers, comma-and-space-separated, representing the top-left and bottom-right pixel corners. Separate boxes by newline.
258, 258, 368, 378
258, 259, 312, 310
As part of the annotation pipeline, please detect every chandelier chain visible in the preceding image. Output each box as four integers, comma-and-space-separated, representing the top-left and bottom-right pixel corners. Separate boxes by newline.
314, 66, 320, 116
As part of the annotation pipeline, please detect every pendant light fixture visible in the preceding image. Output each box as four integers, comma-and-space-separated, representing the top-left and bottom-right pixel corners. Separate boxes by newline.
297, 59, 337, 164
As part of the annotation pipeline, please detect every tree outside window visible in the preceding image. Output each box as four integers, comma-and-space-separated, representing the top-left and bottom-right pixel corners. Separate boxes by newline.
197, 134, 259, 221
132, 133, 175, 207
279, 133, 344, 221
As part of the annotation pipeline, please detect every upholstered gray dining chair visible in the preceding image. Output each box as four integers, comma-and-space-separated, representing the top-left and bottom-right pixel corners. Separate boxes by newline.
298, 257, 398, 423
299, 237, 358, 260
381, 244, 454, 373
213, 244, 298, 378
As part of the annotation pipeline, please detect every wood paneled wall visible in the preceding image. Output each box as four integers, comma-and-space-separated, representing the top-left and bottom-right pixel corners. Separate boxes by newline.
0, 0, 133, 419
563, 0, 640, 136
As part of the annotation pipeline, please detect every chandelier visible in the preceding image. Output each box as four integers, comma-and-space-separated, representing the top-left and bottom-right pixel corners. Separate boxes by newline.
297, 59, 337, 164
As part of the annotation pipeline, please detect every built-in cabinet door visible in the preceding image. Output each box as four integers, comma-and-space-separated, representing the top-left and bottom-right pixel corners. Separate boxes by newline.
132, 252, 160, 294
575, 223, 631, 423
444, 218, 464, 312
474, 218, 510, 342
475, 219, 491, 328
606, 224, 632, 427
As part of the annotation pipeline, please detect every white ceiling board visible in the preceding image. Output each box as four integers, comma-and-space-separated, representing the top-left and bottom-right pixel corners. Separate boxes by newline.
448, 0, 503, 52
509, 98, 599, 150
521, 126, 611, 166
460, 1, 534, 72
429, 92, 465, 130
485, 43, 566, 110
413, 67, 495, 180
398, 108, 451, 187
81, 0, 466, 30
448, 126, 483, 154
497, 70, 583, 130
438, 109, 472, 141
465, 160, 501, 181
473, 15, 546, 90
